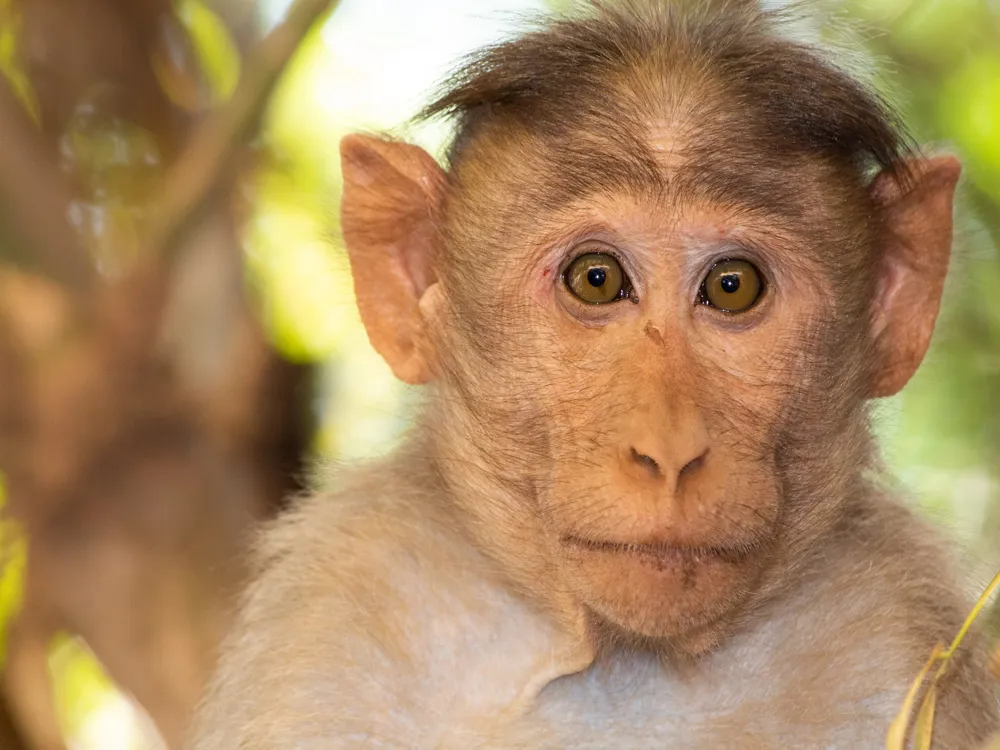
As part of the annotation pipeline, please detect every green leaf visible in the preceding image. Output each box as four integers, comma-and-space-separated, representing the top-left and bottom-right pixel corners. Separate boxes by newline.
0, 0, 39, 122
0, 476, 26, 667
939, 55, 1000, 202
175, 0, 242, 103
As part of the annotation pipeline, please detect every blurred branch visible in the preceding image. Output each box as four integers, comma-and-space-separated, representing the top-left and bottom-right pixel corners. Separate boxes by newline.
0, 78, 95, 296
0, 693, 28, 750
146, 0, 340, 260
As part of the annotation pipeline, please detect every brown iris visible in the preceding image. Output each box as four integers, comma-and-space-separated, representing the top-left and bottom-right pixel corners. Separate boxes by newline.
701, 259, 763, 313
564, 253, 629, 304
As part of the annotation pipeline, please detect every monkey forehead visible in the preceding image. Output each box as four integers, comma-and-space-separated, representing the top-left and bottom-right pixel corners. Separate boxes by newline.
439, 118, 869, 256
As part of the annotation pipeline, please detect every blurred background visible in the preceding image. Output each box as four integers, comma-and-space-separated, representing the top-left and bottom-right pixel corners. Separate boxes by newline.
0, 0, 996, 747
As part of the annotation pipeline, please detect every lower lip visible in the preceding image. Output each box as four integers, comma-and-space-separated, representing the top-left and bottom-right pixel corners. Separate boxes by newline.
631, 547, 713, 571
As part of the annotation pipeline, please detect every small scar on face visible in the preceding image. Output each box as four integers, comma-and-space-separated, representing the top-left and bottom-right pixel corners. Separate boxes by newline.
644, 322, 664, 344
542, 268, 552, 277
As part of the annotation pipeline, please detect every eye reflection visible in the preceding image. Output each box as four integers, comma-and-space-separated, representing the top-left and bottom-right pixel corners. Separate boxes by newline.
564, 252, 631, 304
700, 259, 763, 313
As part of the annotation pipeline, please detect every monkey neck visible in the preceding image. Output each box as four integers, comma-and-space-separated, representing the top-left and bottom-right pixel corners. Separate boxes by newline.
381, 425, 600, 703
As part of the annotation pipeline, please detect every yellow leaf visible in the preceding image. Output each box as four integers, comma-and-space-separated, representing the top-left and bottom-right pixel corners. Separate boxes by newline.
889, 570, 1000, 748
887, 644, 941, 750
913, 685, 938, 750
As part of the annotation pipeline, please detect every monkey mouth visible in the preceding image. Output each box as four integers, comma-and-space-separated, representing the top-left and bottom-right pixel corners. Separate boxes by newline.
562, 535, 756, 566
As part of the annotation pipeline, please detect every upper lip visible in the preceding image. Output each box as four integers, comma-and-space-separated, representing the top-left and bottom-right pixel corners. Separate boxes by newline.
562, 535, 758, 564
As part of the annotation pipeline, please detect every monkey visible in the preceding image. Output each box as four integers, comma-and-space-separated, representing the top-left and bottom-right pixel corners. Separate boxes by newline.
187, 1, 1000, 748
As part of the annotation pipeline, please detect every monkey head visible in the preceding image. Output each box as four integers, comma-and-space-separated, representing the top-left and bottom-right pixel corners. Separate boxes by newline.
338, 4, 960, 650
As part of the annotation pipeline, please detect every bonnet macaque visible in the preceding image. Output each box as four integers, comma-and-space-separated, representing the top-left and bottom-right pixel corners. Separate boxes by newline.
189, 1, 999, 747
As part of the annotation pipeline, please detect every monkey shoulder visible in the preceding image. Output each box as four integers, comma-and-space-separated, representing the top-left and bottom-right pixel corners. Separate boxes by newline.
188, 460, 576, 749
818, 493, 989, 657
742, 492, 999, 748
811, 493, 1000, 745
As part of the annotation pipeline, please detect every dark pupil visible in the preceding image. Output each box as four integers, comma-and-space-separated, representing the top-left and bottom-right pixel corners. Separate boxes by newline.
587, 267, 607, 288
720, 274, 740, 294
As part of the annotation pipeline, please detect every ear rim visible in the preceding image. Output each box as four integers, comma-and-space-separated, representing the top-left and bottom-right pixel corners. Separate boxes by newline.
867, 153, 962, 399
339, 133, 447, 386
340, 132, 446, 196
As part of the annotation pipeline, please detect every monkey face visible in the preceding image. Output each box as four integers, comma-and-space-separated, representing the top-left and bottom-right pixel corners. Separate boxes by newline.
441, 192, 846, 640
341, 106, 957, 649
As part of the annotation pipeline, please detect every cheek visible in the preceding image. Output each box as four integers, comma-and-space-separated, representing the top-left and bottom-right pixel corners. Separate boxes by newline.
692, 307, 815, 421
533, 328, 626, 429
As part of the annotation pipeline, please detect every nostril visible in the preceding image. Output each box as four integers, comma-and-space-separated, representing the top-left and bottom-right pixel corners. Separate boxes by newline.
630, 447, 662, 477
679, 449, 708, 479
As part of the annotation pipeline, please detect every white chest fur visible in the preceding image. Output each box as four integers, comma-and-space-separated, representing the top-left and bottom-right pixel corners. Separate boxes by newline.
383, 560, 907, 749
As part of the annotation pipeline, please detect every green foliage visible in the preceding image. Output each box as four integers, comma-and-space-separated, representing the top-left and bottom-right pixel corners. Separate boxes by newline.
839, 0, 1000, 532
0, 476, 26, 667
174, 0, 242, 103
940, 55, 1000, 202
49, 635, 118, 743
246, 23, 353, 363
246, 204, 357, 362
0, 0, 37, 121
887, 0, 991, 66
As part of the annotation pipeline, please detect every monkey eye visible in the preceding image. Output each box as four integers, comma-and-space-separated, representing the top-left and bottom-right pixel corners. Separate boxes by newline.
563, 252, 632, 305
699, 259, 763, 313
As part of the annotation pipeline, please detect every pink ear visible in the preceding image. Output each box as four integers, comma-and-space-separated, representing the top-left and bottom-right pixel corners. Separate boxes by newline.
868, 155, 961, 398
340, 134, 447, 385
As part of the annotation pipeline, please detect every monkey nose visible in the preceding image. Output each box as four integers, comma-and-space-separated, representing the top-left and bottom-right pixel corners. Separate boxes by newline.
629, 447, 663, 478
625, 441, 709, 490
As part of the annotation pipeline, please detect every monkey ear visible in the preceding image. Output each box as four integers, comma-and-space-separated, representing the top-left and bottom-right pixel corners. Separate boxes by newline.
868, 155, 962, 398
340, 134, 447, 385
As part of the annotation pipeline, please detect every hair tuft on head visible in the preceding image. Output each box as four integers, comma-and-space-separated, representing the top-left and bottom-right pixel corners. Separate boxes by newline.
417, 0, 917, 187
